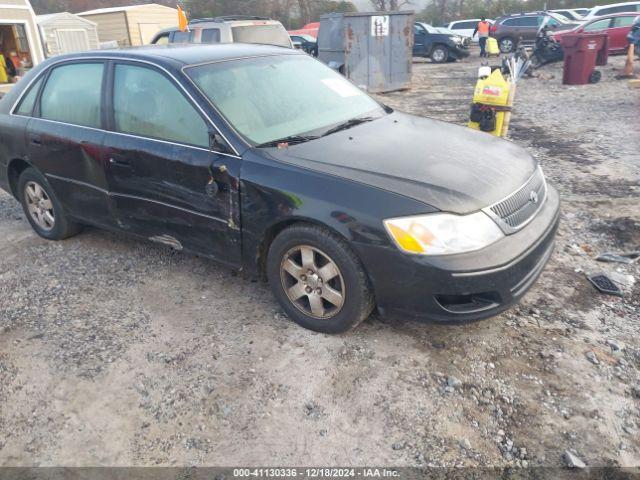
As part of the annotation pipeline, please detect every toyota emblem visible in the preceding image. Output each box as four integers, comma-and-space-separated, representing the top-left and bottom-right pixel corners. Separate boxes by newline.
529, 190, 539, 204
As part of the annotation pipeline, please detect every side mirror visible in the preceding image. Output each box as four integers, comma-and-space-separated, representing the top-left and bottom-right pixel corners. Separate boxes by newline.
209, 131, 233, 155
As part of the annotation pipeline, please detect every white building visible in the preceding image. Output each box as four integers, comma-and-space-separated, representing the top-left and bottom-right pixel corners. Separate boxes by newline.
0, 0, 45, 74
37, 12, 100, 57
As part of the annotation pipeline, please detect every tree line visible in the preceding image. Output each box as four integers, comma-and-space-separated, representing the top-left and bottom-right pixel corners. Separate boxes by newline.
31, 0, 625, 28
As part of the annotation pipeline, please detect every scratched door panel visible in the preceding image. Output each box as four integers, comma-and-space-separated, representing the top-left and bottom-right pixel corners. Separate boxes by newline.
103, 132, 242, 265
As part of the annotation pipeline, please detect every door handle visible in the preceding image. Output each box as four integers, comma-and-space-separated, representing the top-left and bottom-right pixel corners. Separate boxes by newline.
108, 155, 131, 167
29, 134, 42, 146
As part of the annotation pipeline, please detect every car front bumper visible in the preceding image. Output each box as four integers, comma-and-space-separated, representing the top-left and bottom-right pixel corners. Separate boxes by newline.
452, 45, 471, 58
356, 185, 560, 323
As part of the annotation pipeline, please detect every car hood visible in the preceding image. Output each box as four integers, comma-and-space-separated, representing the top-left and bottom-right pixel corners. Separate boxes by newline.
265, 112, 537, 215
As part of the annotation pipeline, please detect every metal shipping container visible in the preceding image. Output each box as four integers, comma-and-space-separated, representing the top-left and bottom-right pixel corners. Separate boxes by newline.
318, 11, 414, 93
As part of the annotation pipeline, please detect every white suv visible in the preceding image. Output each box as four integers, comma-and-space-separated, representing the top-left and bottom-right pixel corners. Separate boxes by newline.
444, 19, 493, 42
584, 1, 640, 19
151, 15, 293, 48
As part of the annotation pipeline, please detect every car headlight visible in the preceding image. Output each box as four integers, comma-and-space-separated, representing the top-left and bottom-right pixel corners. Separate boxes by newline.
384, 212, 504, 256
449, 35, 462, 43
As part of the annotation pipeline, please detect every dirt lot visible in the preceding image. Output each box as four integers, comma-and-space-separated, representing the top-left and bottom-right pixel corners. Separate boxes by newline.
1, 52, 639, 469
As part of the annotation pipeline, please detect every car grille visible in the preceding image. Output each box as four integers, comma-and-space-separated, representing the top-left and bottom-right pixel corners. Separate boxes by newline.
487, 167, 547, 233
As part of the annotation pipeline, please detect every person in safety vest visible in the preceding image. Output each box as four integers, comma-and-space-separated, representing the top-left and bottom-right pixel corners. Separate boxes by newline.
473, 17, 491, 58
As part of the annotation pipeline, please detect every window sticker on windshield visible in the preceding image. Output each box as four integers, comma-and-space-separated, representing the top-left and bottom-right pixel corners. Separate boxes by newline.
321, 78, 361, 98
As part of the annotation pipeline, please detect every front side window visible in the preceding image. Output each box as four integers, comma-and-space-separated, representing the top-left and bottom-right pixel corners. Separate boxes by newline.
154, 33, 170, 45
584, 19, 612, 31
15, 76, 44, 116
187, 54, 386, 146
113, 64, 209, 148
40, 63, 103, 128
502, 18, 517, 26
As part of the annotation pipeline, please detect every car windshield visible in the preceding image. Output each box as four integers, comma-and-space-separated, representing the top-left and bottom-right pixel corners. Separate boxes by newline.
231, 24, 291, 48
186, 54, 386, 146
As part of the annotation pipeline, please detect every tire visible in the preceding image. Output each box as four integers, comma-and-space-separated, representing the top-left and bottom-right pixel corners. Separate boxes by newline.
431, 45, 449, 63
18, 167, 81, 240
266, 224, 375, 334
499, 37, 515, 53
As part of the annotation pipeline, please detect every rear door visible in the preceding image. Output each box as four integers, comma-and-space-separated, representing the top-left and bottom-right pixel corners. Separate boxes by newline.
26, 61, 113, 227
609, 15, 636, 50
103, 60, 241, 263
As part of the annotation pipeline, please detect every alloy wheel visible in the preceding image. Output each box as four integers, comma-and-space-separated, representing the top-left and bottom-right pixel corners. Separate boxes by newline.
280, 245, 345, 319
24, 181, 55, 231
500, 38, 514, 53
432, 48, 446, 62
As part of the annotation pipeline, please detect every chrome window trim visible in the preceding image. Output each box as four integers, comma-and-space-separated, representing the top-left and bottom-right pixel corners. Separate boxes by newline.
482, 165, 548, 235
46, 173, 228, 224
9, 55, 242, 158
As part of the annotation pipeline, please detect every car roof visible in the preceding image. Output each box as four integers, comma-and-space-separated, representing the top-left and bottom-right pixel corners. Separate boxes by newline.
592, 0, 640, 7
47, 43, 302, 67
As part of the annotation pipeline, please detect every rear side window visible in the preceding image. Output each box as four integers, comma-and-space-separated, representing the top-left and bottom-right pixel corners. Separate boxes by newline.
231, 24, 291, 48
613, 15, 637, 26
459, 21, 478, 29
14, 76, 44, 116
40, 63, 103, 128
113, 64, 209, 148
599, 4, 638, 15
201, 28, 221, 43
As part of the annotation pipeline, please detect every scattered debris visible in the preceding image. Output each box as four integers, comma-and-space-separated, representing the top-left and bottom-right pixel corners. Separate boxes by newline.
585, 351, 600, 365
596, 251, 640, 264
588, 274, 624, 297
562, 450, 586, 469
447, 376, 463, 389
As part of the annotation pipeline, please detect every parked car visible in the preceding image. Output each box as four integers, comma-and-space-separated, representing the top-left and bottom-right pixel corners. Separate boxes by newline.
584, 1, 640, 20
552, 13, 639, 54
490, 11, 579, 52
414, 22, 471, 62
0, 44, 559, 333
150, 15, 293, 48
290, 33, 318, 56
550, 9, 587, 21
444, 18, 493, 42
288, 22, 320, 39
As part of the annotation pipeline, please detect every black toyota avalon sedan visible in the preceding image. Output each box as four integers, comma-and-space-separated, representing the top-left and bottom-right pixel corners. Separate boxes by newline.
0, 44, 559, 333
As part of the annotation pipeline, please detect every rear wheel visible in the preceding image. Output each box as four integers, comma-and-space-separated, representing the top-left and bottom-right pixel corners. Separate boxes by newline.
431, 45, 449, 63
18, 167, 81, 240
499, 37, 515, 53
266, 224, 374, 334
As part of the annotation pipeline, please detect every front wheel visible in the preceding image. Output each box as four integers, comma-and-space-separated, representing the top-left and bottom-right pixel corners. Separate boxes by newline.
266, 224, 375, 334
431, 45, 449, 63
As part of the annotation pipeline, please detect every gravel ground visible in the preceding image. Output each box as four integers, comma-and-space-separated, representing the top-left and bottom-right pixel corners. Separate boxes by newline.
0, 51, 639, 468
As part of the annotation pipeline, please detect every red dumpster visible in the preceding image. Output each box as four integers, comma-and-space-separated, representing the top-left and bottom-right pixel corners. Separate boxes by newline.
559, 33, 608, 85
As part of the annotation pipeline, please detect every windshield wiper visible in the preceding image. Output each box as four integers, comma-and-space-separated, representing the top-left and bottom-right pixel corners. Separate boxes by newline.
321, 116, 375, 137
256, 134, 319, 148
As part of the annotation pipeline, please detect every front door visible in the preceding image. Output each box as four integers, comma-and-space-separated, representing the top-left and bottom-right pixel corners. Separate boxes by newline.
103, 61, 241, 265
